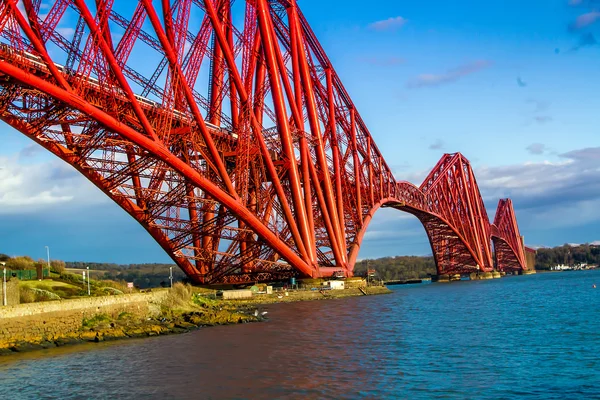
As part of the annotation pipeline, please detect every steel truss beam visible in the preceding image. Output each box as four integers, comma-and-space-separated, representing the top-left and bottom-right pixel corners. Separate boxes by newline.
491, 199, 527, 272
0, 1, 526, 284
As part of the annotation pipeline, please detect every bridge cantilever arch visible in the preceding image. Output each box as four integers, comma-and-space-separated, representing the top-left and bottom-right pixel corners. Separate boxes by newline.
0, 0, 529, 283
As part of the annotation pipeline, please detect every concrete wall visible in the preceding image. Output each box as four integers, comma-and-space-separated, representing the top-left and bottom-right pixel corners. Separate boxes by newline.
0, 279, 20, 306
0, 291, 168, 349
222, 290, 253, 300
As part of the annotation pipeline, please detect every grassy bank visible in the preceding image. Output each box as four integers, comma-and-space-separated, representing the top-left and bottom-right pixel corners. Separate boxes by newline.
0, 285, 261, 355
1, 284, 391, 355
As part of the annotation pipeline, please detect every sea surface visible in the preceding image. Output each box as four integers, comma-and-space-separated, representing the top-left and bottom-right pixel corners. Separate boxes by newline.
1, 270, 599, 399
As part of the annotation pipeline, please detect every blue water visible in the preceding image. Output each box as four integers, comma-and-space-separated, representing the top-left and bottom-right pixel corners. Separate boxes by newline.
1, 271, 599, 399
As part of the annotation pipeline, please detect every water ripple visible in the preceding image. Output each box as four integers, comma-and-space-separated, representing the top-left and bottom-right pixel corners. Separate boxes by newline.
1, 270, 599, 399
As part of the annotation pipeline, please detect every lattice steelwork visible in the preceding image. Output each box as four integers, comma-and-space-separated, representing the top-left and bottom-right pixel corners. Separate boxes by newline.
491, 199, 527, 272
385, 154, 495, 276
0, 0, 526, 283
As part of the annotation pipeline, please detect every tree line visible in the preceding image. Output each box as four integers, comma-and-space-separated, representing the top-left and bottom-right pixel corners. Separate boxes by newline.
534, 244, 600, 270
4, 242, 598, 286
355, 256, 437, 281
0, 254, 66, 273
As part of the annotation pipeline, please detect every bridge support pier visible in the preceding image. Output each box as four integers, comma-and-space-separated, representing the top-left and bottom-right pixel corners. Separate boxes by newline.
432, 274, 461, 283
519, 270, 537, 276
468, 271, 502, 280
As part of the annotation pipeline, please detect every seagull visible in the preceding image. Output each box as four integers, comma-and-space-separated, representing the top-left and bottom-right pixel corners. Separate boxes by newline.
261, 311, 268, 316
254, 310, 259, 317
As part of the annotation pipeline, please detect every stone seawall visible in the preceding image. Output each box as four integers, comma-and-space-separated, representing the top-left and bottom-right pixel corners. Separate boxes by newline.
0, 291, 167, 350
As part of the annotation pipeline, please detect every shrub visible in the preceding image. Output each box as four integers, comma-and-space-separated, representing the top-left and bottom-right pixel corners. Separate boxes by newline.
163, 282, 193, 308
102, 287, 124, 295
60, 272, 84, 284
96, 279, 129, 293
82, 314, 110, 329
192, 294, 219, 308
36, 283, 52, 292
50, 260, 66, 274
6, 256, 35, 270
20, 288, 36, 304
33, 288, 61, 301
19, 287, 60, 303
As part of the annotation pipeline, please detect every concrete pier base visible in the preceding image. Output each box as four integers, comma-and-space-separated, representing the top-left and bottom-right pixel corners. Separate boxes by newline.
432, 274, 461, 283
469, 272, 495, 280
520, 270, 537, 275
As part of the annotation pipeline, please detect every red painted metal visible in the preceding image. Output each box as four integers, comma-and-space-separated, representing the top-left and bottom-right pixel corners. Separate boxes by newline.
491, 199, 527, 272
0, 1, 526, 283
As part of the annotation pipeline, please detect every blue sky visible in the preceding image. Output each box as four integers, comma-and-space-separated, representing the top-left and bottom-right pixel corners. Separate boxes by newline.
1, 0, 599, 263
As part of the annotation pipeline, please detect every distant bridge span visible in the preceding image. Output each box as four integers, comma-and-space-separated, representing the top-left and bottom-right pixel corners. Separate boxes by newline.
0, 0, 526, 283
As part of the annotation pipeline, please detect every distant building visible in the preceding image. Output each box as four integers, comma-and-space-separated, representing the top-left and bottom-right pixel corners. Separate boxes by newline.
323, 281, 345, 290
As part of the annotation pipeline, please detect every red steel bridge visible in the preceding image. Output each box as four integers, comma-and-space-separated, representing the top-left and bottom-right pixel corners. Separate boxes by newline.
0, 0, 528, 284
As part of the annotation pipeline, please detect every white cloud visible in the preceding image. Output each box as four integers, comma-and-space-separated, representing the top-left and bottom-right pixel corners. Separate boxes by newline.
571, 11, 600, 30
56, 27, 75, 39
0, 154, 107, 214
369, 16, 407, 31
406, 60, 492, 89
388, 147, 600, 244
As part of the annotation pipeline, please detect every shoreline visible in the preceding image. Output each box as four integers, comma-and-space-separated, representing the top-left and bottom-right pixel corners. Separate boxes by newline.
0, 286, 391, 356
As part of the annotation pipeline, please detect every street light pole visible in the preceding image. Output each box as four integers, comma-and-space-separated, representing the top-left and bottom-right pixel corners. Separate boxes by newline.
86, 266, 91, 296
169, 266, 173, 288
45, 246, 50, 268
2, 266, 7, 307
45, 246, 50, 279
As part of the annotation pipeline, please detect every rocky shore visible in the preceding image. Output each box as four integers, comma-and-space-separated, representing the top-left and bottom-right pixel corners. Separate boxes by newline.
0, 285, 391, 355
0, 299, 262, 355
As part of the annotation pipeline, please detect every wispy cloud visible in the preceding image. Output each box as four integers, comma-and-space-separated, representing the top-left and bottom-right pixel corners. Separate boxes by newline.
406, 60, 492, 89
534, 115, 553, 124
477, 147, 600, 222
19, 143, 42, 158
526, 143, 547, 155
569, 11, 600, 30
429, 139, 445, 150
56, 27, 75, 38
369, 16, 407, 31
526, 99, 550, 113
571, 32, 599, 51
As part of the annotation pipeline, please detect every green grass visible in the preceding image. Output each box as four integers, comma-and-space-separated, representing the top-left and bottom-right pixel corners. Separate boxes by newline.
19, 280, 80, 289
82, 314, 111, 329
19, 279, 84, 300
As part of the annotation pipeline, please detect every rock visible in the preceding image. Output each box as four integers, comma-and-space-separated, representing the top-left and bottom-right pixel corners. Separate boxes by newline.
79, 331, 98, 342
10, 342, 45, 352
55, 337, 82, 347
174, 321, 196, 330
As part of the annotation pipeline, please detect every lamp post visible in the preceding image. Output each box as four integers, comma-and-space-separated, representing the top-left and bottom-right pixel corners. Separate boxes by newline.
169, 266, 173, 288
86, 267, 91, 296
2, 263, 6, 306
45, 246, 50, 277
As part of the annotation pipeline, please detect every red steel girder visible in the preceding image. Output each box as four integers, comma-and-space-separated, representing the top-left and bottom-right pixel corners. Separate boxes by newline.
492, 199, 527, 272
0, 1, 526, 284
